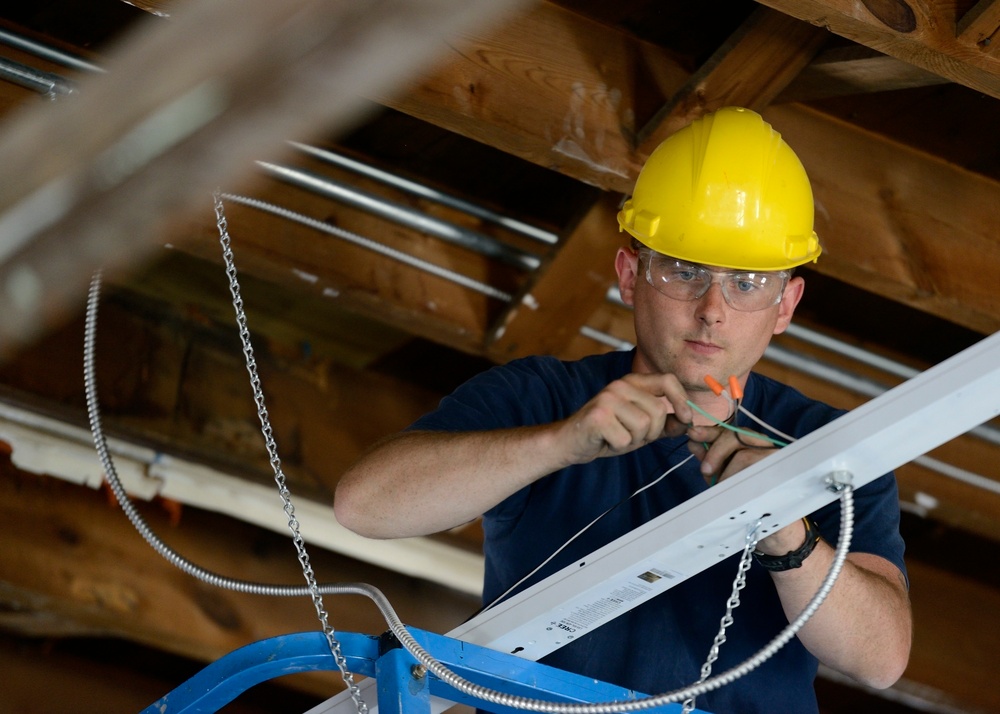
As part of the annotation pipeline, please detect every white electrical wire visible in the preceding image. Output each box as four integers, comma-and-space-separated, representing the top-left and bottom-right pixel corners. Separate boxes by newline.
482, 454, 696, 613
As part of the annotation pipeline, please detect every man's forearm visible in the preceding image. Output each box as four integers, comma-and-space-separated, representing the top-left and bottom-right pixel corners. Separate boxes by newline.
771, 545, 912, 688
333, 426, 568, 539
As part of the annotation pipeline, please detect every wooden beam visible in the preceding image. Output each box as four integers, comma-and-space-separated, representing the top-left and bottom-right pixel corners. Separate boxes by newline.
0, 272, 488, 570
377, 1, 690, 194
902, 558, 1000, 712
486, 194, 620, 360
0, 631, 325, 714
0, 466, 480, 698
173, 180, 516, 358
637, 6, 829, 155
957, 0, 1000, 56
762, 104, 1000, 334
755, 0, 1000, 98
776, 45, 950, 102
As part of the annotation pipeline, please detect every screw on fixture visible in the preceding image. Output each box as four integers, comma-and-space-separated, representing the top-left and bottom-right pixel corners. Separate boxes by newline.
824, 471, 854, 492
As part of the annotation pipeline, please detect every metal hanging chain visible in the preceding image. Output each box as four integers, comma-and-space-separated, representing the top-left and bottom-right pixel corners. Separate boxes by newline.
213, 192, 368, 714
681, 519, 761, 714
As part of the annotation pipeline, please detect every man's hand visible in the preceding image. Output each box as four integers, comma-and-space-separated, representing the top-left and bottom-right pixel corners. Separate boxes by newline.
554, 372, 695, 466
685, 423, 803, 553
686, 423, 777, 484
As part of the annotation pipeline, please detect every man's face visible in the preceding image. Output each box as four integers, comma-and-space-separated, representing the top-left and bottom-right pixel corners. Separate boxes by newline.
615, 247, 804, 393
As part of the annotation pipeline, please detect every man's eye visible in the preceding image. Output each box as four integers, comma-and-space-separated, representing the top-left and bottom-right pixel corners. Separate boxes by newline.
733, 276, 763, 293
672, 269, 700, 282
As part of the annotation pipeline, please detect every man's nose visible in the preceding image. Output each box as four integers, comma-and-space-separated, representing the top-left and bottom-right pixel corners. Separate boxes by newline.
695, 281, 727, 322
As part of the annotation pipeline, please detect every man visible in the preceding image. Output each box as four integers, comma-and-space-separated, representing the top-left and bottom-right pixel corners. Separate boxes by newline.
334, 107, 911, 713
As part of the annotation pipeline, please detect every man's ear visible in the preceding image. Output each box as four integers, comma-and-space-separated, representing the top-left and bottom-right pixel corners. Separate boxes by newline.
616, 248, 640, 307
773, 275, 805, 335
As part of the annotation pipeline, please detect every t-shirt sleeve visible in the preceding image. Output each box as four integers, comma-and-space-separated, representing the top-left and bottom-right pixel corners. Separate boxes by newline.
406, 358, 564, 524
408, 358, 556, 433
813, 470, 908, 587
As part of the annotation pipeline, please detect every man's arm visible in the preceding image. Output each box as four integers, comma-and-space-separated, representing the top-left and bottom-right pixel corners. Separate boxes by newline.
334, 372, 695, 539
768, 532, 912, 688
689, 427, 912, 688
334, 425, 568, 538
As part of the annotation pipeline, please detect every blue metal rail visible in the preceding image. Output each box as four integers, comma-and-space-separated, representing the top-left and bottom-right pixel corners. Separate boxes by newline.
141, 628, 707, 714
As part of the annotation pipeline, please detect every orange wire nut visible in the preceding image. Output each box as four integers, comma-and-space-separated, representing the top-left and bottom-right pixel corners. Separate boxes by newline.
728, 375, 743, 400
703, 375, 725, 396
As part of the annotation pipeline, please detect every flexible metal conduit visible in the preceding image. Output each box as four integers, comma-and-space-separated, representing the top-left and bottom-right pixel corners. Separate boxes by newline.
258, 161, 541, 271
291, 141, 558, 246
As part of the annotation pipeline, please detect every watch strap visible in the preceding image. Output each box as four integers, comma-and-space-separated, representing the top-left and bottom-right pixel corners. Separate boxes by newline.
753, 517, 821, 572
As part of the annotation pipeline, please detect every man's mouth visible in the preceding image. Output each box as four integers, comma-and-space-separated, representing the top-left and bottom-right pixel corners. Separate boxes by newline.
685, 338, 722, 355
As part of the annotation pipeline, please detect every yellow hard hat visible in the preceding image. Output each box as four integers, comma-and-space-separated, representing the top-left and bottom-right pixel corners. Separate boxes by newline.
617, 106, 821, 271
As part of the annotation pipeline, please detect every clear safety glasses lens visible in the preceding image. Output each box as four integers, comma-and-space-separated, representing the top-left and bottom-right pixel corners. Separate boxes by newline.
642, 253, 788, 312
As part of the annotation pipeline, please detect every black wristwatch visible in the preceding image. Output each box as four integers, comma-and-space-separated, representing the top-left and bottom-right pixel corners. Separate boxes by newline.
753, 517, 821, 572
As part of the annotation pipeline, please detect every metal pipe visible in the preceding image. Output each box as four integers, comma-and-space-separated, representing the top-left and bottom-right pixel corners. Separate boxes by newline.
0, 28, 104, 74
763, 342, 896, 400
772, 330, 1000, 448
290, 141, 558, 246
579, 325, 632, 351
257, 161, 541, 270
221, 193, 514, 303
0, 57, 75, 99
783, 322, 919, 380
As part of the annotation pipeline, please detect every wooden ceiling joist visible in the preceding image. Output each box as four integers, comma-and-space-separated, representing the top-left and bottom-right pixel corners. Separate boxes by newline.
376, 1, 688, 194
756, 0, 1000, 98
0, 466, 480, 696
776, 45, 951, 102
957, 0, 1000, 54
486, 194, 621, 361
764, 104, 1000, 335
637, 6, 829, 155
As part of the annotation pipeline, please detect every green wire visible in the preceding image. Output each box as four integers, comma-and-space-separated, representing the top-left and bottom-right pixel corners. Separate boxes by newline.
686, 400, 789, 448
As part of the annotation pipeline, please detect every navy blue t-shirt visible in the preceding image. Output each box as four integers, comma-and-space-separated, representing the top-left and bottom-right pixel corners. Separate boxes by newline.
410, 349, 906, 713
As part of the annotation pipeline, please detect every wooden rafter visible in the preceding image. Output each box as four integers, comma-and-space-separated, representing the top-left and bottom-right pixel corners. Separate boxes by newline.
486, 194, 621, 360
776, 45, 950, 102
756, 0, 1000, 98
376, 1, 688, 194
958, 0, 1000, 56
637, 5, 829, 156
764, 104, 1000, 335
